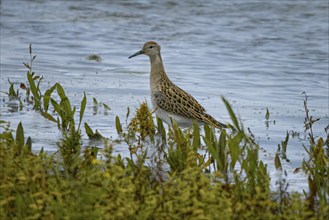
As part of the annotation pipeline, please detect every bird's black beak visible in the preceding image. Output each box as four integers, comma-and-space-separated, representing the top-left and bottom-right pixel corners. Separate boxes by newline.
129, 50, 144, 59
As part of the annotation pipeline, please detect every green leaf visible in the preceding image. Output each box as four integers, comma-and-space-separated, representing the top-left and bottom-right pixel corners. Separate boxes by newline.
115, 116, 123, 134
41, 111, 57, 123
156, 116, 166, 142
93, 97, 98, 106
51, 98, 61, 115
94, 130, 104, 139
8, 83, 17, 97
56, 117, 61, 129
19, 100, 23, 111
84, 123, 103, 140
126, 107, 130, 121
23, 62, 30, 69
16, 122, 24, 152
27, 72, 40, 109
84, 123, 95, 138
59, 97, 72, 119
29, 43, 32, 55
218, 129, 228, 171
219, 129, 227, 150
103, 103, 111, 111
228, 131, 244, 170
222, 96, 239, 131
36, 76, 43, 94
274, 152, 282, 170
27, 72, 38, 98
203, 123, 215, 148
192, 121, 200, 150
72, 106, 76, 116
56, 83, 67, 100
78, 92, 87, 130
265, 108, 270, 120
282, 131, 289, 153
43, 84, 57, 112
26, 136, 32, 153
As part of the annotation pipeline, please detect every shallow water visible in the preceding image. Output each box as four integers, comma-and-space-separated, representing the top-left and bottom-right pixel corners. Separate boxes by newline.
1, 0, 328, 192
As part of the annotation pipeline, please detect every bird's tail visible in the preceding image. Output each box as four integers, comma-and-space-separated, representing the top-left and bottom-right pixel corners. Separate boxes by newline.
202, 113, 227, 129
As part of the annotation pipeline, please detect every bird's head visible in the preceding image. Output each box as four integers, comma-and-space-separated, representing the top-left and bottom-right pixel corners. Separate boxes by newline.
129, 41, 161, 59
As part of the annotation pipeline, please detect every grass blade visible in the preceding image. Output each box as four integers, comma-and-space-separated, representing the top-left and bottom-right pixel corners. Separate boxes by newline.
192, 121, 200, 150
78, 92, 87, 130
26, 136, 32, 153
27, 72, 40, 109
15, 122, 24, 153
115, 116, 123, 134
84, 122, 95, 138
274, 152, 282, 170
221, 96, 239, 131
103, 103, 111, 111
43, 84, 57, 112
41, 111, 57, 123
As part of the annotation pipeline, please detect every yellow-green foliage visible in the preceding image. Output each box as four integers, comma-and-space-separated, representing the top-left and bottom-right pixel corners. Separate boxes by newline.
1, 46, 328, 219
128, 102, 155, 141
1, 122, 327, 220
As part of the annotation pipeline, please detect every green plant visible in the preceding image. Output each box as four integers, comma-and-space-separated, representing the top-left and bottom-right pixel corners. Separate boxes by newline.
5, 79, 20, 100
84, 122, 104, 140
277, 131, 290, 162
23, 44, 44, 110
164, 121, 192, 174
301, 92, 329, 217
1, 45, 329, 219
128, 101, 155, 142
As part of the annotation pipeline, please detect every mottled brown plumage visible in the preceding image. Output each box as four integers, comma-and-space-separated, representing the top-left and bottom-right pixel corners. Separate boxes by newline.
129, 41, 227, 129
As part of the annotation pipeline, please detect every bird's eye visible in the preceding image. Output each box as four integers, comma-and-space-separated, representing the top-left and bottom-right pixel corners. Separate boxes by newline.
149, 46, 153, 49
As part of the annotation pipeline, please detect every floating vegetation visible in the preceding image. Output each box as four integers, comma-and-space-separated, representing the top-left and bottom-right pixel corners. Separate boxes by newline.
265, 107, 276, 128
86, 54, 102, 62
266, 107, 270, 120
92, 97, 111, 115
0, 45, 328, 219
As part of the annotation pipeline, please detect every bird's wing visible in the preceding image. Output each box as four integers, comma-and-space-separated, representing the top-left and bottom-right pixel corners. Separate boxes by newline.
154, 83, 226, 129
154, 83, 206, 121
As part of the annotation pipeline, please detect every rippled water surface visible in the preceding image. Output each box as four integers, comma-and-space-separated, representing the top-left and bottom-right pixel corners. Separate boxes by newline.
1, 0, 328, 192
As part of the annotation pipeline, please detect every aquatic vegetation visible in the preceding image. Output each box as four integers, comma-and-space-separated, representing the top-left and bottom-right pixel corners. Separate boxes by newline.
277, 131, 290, 162
84, 122, 104, 140
1, 46, 328, 219
128, 102, 155, 142
265, 107, 270, 121
86, 54, 102, 62
301, 92, 329, 216
92, 97, 111, 115
4, 79, 20, 100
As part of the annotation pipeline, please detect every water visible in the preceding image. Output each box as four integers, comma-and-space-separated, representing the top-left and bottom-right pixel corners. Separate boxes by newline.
1, 0, 328, 192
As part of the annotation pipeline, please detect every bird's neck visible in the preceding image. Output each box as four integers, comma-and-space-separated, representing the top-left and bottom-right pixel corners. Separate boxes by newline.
149, 54, 170, 87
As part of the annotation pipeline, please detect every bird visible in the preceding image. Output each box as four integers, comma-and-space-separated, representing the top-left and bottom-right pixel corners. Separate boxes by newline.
129, 41, 227, 129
